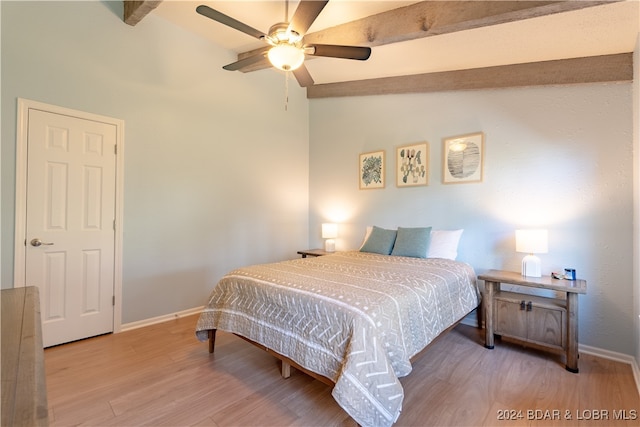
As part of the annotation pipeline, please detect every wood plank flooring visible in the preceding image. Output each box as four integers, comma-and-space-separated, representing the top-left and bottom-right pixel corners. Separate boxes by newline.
44, 314, 640, 426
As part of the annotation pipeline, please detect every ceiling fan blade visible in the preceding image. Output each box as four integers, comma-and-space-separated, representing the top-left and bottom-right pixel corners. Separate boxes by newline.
309, 44, 371, 61
196, 5, 266, 40
289, 0, 329, 35
223, 53, 270, 72
293, 64, 314, 87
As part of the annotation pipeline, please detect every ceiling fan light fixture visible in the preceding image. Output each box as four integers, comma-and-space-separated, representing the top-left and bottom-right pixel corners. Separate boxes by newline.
268, 23, 302, 44
268, 43, 305, 71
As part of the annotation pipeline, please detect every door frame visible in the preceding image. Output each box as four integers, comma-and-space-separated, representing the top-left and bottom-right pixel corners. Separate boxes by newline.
13, 98, 125, 333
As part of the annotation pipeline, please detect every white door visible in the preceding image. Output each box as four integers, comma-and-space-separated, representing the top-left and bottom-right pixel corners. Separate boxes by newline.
22, 107, 118, 347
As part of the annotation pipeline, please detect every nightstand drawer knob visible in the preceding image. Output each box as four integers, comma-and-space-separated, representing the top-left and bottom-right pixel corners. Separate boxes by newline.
526, 301, 533, 311
520, 300, 526, 310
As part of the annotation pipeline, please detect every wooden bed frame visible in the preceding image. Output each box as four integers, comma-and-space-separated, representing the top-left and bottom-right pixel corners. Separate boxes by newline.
206, 309, 479, 387
208, 329, 334, 386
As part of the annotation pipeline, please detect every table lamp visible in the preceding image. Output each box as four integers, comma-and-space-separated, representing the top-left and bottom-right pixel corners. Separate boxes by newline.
322, 223, 337, 252
515, 229, 548, 277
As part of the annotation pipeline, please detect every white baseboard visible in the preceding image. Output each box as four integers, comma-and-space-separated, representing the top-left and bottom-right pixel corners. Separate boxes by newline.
460, 317, 479, 327
579, 344, 640, 396
120, 306, 204, 332
460, 310, 480, 327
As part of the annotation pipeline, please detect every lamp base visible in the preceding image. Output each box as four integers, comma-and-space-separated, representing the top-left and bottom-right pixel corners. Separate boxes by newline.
325, 239, 335, 252
521, 254, 542, 277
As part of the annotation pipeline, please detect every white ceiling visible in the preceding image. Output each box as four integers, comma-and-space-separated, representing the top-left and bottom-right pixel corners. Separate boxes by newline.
153, 1, 639, 85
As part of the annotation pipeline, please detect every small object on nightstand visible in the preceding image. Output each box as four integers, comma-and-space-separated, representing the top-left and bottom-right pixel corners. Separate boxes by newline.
564, 268, 576, 280
297, 249, 331, 258
551, 269, 577, 280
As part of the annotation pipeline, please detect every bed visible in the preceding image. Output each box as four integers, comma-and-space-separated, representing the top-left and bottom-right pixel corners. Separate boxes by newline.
195, 244, 480, 427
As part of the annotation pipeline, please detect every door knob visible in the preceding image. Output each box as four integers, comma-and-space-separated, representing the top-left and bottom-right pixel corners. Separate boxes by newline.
30, 238, 54, 247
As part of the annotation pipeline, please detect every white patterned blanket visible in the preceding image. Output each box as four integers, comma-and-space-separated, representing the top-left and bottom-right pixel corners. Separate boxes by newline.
195, 251, 480, 426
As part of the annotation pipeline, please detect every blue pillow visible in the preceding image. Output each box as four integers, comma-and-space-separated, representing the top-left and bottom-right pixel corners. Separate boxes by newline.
360, 226, 397, 255
391, 226, 432, 258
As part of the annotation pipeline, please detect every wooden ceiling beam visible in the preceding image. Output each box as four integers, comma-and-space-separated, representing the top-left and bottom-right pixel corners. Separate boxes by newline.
303, 0, 621, 46
123, 0, 163, 26
306, 53, 633, 98
233, 0, 621, 73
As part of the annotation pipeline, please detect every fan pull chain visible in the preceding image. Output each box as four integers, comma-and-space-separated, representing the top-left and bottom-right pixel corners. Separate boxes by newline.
284, 70, 290, 111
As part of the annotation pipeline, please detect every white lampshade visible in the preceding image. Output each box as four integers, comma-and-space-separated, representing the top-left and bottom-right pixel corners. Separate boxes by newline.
516, 229, 548, 254
322, 223, 338, 239
268, 44, 305, 71
322, 223, 337, 252
515, 229, 548, 277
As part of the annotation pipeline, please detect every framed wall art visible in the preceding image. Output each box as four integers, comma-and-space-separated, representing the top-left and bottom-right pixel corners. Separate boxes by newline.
359, 150, 385, 189
396, 143, 428, 187
442, 132, 484, 184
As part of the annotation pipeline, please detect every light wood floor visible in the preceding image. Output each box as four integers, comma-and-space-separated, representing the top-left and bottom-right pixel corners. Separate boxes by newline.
44, 314, 640, 426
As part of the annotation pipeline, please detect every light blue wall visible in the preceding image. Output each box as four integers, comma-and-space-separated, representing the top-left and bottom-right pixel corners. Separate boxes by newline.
309, 85, 634, 355
2, 1, 637, 358
1, 1, 309, 323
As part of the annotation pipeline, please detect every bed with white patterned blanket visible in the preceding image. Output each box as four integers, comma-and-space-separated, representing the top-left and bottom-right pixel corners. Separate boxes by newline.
195, 251, 480, 427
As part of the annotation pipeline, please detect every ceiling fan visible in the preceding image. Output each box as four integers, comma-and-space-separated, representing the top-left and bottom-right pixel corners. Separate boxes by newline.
196, 1, 372, 87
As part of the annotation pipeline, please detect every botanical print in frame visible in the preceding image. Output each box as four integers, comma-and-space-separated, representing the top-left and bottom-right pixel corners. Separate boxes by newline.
359, 150, 385, 189
442, 132, 484, 184
396, 143, 428, 187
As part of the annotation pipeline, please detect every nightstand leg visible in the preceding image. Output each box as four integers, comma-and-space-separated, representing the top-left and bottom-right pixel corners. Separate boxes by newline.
208, 329, 217, 354
484, 280, 497, 349
566, 292, 579, 373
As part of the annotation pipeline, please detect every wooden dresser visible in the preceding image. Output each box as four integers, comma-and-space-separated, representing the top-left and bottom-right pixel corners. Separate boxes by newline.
1, 286, 49, 426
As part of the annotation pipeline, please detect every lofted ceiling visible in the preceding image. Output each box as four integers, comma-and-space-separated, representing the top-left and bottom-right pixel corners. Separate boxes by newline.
126, 1, 639, 97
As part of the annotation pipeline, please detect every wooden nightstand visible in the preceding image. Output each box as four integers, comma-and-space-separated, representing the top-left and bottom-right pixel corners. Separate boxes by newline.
297, 249, 331, 258
478, 270, 587, 373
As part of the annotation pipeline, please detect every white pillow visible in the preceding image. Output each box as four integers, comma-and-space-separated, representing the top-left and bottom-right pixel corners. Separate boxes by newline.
428, 229, 463, 260
359, 226, 374, 249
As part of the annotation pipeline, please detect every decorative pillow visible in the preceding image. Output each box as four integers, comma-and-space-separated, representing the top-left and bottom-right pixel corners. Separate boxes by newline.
391, 226, 432, 258
360, 226, 397, 255
428, 229, 464, 260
